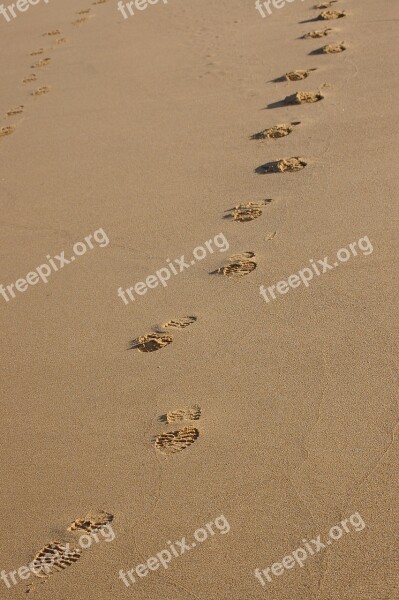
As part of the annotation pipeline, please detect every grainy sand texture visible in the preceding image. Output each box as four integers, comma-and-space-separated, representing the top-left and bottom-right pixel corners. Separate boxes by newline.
0, 0, 398, 598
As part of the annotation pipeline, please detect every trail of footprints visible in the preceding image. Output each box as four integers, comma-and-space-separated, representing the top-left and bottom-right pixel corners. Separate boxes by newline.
9, 0, 353, 586
25, 512, 113, 591
0, 0, 111, 138
155, 405, 201, 454
130, 0, 352, 465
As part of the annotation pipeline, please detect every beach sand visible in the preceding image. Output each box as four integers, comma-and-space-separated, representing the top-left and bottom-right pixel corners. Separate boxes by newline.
0, 0, 398, 597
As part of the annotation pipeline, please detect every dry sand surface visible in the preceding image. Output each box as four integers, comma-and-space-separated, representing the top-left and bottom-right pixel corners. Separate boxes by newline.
0, 0, 398, 597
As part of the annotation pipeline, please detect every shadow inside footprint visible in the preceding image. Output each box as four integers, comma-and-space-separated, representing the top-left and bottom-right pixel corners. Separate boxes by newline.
31, 542, 81, 579
212, 252, 257, 277
224, 199, 272, 222
129, 332, 173, 352
251, 122, 300, 140
301, 27, 332, 39
160, 404, 202, 424
256, 157, 307, 174
310, 42, 346, 55
163, 316, 197, 329
154, 426, 199, 454
68, 512, 113, 533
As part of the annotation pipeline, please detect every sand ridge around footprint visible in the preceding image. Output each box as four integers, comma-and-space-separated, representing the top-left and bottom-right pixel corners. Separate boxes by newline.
251, 123, 300, 140
162, 404, 202, 423
68, 511, 113, 533
285, 69, 317, 81
285, 91, 324, 104
315, 0, 337, 8
319, 9, 347, 20
302, 27, 332, 38
163, 316, 197, 329
129, 332, 173, 353
225, 199, 272, 222
256, 157, 307, 174
154, 426, 199, 454
214, 252, 257, 277
322, 42, 346, 53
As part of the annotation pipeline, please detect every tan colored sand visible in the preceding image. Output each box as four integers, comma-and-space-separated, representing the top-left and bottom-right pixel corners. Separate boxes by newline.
0, 0, 398, 598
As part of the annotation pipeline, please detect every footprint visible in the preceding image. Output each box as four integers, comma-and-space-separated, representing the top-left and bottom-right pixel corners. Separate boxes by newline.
23, 74, 37, 83
285, 90, 324, 104
251, 122, 300, 140
77, 8, 91, 13
43, 30, 61, 36
319, 10, 346, 19
285, 68, 317, 81
154, 426, 199, 454
54, 37, 68, 45
31, 58, 51, 69
31, 86, 50, 96
315, 0, 337, 7
162, 404, 202, 423
31, 542, 81, 579
72, 16, 90, 25
214, 252, 257, 277
322, 42, 346, 53
163, 316, 197, 329
30, 49, 44, 56
302, 27, 332, 38
0, 126, 15, 138
93, 0, 106, 3
6, 106, 23, 116
129, 332, 173, 353
68, 511, 113, 533
225, 199, 272, 222
256, 157, 307, 174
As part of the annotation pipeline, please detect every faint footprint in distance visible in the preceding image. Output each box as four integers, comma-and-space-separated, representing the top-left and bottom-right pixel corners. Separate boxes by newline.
31, 86, 50, 96
31, 58, 51, 69
0, 126, 16, 138
23, 74, 37, 83
7, 106, 24, 116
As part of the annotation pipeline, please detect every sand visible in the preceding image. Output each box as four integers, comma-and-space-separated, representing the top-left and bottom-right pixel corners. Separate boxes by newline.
0, 0, 398, 598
